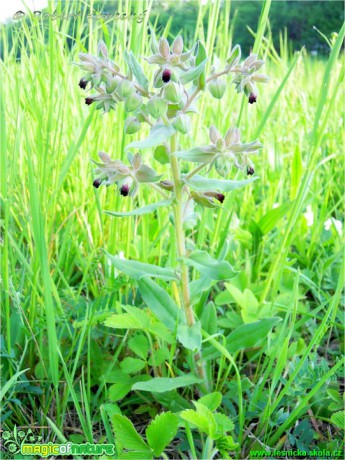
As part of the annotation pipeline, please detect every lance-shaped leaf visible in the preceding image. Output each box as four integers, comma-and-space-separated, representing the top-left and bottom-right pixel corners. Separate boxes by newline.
174, 146, 216, 163
124, 51, 149, 91
180, 58, 208, 85
138, 278, 185, 331
180, 250, 237, 281
183, 174, 259, 191
226, 317, 282, 353
132, 374, 203, 393
126, 124, 175, 150
105, 199, 172, 217
226, 44, 241, 68
105, 252, 178, 281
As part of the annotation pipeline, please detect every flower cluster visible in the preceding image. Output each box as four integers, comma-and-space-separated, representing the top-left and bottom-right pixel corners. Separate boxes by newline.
93, 152, 161, 197
76, 38, 269, 206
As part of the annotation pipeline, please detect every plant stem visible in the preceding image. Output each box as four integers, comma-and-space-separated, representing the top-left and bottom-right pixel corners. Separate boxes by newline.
169, 133, 205, 381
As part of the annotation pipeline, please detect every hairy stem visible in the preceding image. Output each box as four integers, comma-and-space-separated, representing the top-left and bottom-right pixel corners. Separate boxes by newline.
169, 133, 205, 381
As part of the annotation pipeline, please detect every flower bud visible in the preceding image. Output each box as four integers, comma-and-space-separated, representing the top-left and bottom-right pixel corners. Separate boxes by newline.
124, 117, 141, 134
79, 78, 88, 90
106, 77, 119, 94
247, 166, 255, 175
93, 178, 102, 188
204, 191, 225, 204
124, 93, 142, 112
146, 97, 167, 119
215, 156, 232, 177
248, 92, 257, 104
163, 82, 183, 104
159, 180, 174, 191
154, 144, 170, 165
208, 79, 227, 99
85, 97, 95, 105
162, 69, 172, 83
117, 79, 134, 99
172, 114, 191, 134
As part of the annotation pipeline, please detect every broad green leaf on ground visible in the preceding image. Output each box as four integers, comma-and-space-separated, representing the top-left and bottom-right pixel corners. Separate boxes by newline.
105, 199, 172, 217
120, 357, 146, 374
146, 412, 179, 456
258, 201, 293, 234
128, 335, 149, 360
126, 124, 175, 150
177, 321, 202, 352
104, 306, 151, 330
105, 252, 178, 281
183, 175, 259, 192
330, 411, 345, 430
198, 392, 222, 411
181, 402, 217, 438
124, 51, 149, 91
118, 452, 153, 460
180, 250, 237, 280
213, 413, 235, 434
111, 414, 151, 454
132, 374, 203, 393
137, 278, 184, 331
226, 317, 282, 352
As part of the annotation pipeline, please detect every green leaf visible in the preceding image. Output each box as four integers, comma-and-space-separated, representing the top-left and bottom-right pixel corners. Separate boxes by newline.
105, 252, 178, 281
104, 306, 151, 330
177, 321, 202, 352
258, 202, 293, 235
126, 124, 175, 150
194, 41, 207, 89
200, 302, 217, 335
330, 411, 345, 430
224, 284, 270, 323
132, 374, 203, 393
120, 357, 146, 374
124, 51, 149, 91
181, 403, 217, 438
213, 413, 235, 433
198, 392, 222, 411
180, 58, 208, 85
183, 175, 259, 192
111, 414, 151, 453
175, 146, 216, 163
105, 199, 172, 217
226, 317, 282, 353
118, 452, 153, 460
146, 412, 179, 456
138, 278, 184, 331
128, 335, 149, 360
226, 44, 241, 67
181, 250, 237, 281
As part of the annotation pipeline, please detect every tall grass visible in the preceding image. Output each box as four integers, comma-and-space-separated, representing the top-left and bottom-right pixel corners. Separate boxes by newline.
1, 0, 344, 456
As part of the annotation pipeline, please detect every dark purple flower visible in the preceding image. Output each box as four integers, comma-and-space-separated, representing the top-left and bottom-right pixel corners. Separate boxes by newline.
85, 97, 94, 105
93, 178, 102, 188
248, 92, 257, 104
162, 69, 172, 83
120, 184, 130, 196
247, 166, 255, 175
79, 78, 88, 90
215, 193, 225, 203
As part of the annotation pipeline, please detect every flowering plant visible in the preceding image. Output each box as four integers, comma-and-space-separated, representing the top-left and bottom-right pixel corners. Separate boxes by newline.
76, 36, 268, 381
